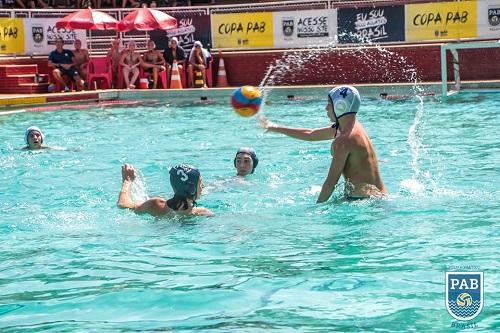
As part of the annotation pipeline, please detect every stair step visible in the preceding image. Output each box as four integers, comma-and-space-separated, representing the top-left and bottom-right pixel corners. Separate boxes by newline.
7, 75, 48, 84
0, 64, 39, 76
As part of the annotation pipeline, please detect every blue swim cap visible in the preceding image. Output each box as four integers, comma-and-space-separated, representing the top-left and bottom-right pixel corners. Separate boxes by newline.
169, 164, 201, 199
328, 86, 361, 121
25, 126, 45, 145
234, 147, 258, 173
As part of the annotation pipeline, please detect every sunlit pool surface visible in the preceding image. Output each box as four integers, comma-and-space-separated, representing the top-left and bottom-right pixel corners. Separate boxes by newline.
0, 91, 498, 331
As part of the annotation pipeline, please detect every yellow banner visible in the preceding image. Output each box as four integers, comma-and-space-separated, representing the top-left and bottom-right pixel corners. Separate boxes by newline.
406, 1, 477, 42
211, 12, 273, 48
0, 18, 25, 54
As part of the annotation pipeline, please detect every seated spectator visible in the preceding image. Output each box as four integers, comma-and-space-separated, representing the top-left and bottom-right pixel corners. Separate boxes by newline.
121, 0, 140, 7
188, 40, 211, 88
92, 0, 117, 8
106, 38, 123, 88
17, 0, 49, 8
48, 37, 84, 92
119, 41, 142, 89
164, 37, 186, 82
142, 40, 166, 89
73, 39, 89, 80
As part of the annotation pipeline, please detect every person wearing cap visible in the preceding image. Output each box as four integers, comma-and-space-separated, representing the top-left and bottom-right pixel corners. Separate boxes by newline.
234, 147, 258, 176
22, 126, 52, 150
261, 85, 387, 202
188, 40, 211, 88
164, 37, 186, 83
117, 163, 213, 216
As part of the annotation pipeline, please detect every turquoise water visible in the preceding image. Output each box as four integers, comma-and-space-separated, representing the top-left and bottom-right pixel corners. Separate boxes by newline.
0, 91, 498, 331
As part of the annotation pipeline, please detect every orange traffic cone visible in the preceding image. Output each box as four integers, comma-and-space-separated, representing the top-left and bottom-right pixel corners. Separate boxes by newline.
216, 51, 229, 87
170, 60, 183, 89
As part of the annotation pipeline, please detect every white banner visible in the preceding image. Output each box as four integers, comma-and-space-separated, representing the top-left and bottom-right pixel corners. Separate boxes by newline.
477, 0, 500, 39
273, 9, 337, 48
23, 18, 87, 55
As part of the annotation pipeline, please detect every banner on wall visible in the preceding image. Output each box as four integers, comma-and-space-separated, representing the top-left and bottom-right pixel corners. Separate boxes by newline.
150, 12, 211, 52
338, 5, 405, 43
273, 9, 337, 48
0, 18, 25, 54
405, 1, 477, 42
23, 18, 87, 55
211, 12, 273, 48
477, 0, 500, 38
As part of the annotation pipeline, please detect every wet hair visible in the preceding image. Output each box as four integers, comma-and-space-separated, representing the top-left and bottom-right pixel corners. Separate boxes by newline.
166, 195, 190, 211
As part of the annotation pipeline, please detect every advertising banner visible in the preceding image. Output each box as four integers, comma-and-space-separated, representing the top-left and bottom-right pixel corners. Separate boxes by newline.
211, 12, 273, 48
273, 9, 337, 48
23, 18, 87, 55
406, 1, 477, 42
338, 5, 405, 43
477, 0, 500, 38
150, 11, 211, 51
0, 18, 25, 54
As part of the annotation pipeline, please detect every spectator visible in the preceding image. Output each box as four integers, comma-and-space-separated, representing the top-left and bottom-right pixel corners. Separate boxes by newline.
119, 41, 141, 89
121, 0, 140, 7
106, 37, 123, 88
164, 37, 186, 82
72, 39, 89, 80
142, 40, 166, 89
48, 37, 84, 92
188, 40, 211, 88
92, 0, 117, 8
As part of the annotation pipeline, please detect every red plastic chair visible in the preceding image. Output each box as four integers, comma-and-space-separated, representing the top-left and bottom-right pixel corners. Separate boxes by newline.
187, 58, 213, 88
86, 58, 112, 90
139, 67, 168, 89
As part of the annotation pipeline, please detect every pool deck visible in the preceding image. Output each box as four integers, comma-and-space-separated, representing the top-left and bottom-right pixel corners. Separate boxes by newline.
1, 80, 499, 115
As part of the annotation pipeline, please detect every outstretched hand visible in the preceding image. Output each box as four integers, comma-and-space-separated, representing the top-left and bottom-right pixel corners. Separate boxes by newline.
259, 115, 277, 132
121, 164, 136, 182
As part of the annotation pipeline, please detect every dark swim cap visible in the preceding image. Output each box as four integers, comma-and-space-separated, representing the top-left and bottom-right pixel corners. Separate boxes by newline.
234, 147, 258, 173
169, 164, 201, 199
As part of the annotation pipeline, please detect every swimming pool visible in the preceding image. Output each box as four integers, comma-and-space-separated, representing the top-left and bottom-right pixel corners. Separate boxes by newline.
0, 90, 498, 331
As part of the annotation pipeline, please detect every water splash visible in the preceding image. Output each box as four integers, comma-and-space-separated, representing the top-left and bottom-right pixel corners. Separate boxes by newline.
259, 32, 422, 91
131, 170, 149, 203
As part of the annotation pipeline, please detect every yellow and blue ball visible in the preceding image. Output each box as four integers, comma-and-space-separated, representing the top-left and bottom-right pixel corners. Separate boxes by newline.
231, 86, 263, 117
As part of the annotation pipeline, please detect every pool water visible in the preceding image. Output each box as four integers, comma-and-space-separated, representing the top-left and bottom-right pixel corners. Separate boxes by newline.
0, 91, 498, 331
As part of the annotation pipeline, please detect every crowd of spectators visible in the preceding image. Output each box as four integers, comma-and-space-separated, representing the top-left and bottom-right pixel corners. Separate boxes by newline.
0, 0, 239, 9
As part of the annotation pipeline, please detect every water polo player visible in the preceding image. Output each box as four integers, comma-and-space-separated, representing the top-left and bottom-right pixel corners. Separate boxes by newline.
117, 163, 213, 216
234, 147, 259, 176
261, 85, 387, 201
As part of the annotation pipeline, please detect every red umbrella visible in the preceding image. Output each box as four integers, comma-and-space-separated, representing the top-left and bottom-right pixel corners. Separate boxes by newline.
56, 8, 118, 30
117, 8, 177, 32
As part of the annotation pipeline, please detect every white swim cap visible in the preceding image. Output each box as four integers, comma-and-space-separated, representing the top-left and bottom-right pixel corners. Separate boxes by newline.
328, 85, 361, 120
25, 126, 44, 145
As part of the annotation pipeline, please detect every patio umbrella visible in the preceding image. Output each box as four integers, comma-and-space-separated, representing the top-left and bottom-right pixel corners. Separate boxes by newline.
56, 8, 118, 30
117, 7, 177, 32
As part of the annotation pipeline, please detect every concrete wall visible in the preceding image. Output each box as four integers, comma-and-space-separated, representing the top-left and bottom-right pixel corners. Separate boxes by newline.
2, 44, 499, 88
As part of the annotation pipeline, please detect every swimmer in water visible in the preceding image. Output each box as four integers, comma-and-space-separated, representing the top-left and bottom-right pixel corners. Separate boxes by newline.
234, 147, 258, 177
22, 126, 58, 150
118, 163, 213, 216
261, 85, 387, 201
